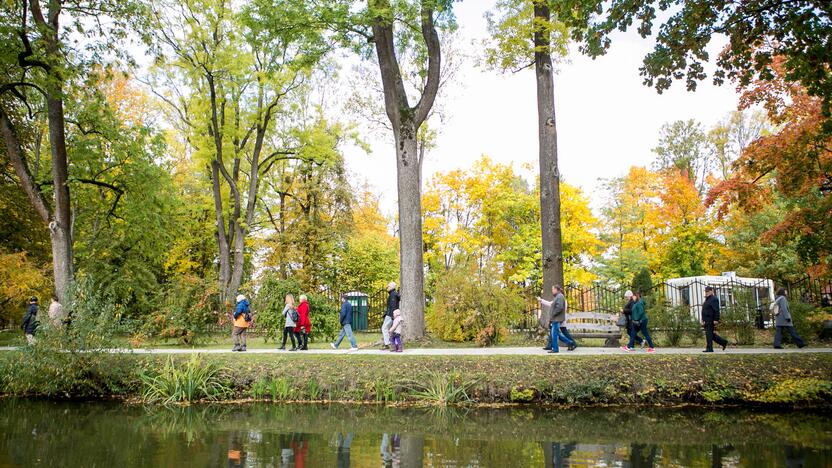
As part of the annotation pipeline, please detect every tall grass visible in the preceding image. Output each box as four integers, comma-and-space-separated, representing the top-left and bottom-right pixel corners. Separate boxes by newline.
409, 371, 476, 406
139, 355, 228, 404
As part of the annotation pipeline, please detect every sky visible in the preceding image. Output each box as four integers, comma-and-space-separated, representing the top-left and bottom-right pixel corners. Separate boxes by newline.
340, 1, 742, 216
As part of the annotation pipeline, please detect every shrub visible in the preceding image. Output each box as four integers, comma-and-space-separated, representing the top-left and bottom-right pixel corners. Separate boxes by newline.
788, 300, 822, 342
253, 274, 340, 342
141, 275, 220, 345
0, 279, 134, 397
720, 289, 757, 345
651, 303, 700, 346
426, 262, 524, 345
139, 355, 228, 404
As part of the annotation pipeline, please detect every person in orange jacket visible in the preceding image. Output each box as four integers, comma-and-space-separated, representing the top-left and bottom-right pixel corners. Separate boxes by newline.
231, 294, 252, 352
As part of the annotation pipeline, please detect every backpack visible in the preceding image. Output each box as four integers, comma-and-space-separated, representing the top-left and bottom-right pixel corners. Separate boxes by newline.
290, 308, 300, 322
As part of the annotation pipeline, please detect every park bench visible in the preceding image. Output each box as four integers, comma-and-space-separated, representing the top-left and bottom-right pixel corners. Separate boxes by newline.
565, 312, 622, 347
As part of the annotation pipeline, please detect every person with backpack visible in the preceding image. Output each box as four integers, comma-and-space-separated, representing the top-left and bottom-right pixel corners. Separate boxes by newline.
331, 294, 358, 350
772, 288, 807, 349
294, 295, 311, 350
701, 286, 729, 352
381, 282, 400, 350
279, 293, 300, 351
232, 294, 252, 352
21, 296, 39, 345
621, 291, 656, 353
388, 308, 404, 352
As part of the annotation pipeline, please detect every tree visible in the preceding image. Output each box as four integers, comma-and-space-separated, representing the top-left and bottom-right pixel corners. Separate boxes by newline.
359, 0, 451, 339
149, 0, 328, 304
484, 0, 570, 301
0, 1, 146, 302
422, 157, 600, 294
708, 58, 832, 276
551, 0, 832, 129
652, 120, 711, 196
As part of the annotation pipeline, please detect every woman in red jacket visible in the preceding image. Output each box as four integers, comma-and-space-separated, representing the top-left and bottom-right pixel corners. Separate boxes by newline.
294, 294, 312, 350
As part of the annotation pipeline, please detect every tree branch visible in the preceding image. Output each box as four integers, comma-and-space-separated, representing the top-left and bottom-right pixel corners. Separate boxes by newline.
413, 2, 441, 127
0, 106, 52, 224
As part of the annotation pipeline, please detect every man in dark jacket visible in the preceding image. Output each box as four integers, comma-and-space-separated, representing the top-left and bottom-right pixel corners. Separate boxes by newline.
701, 286, 728, 352
331, 294, 358, 350
381, 282, 400, 350
21, 296, 39, 345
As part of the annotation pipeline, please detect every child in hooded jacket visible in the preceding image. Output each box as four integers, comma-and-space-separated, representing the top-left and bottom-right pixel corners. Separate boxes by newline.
388, 309, 403, 352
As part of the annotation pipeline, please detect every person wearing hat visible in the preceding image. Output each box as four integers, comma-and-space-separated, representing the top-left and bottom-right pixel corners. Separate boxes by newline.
621, 290, 643, 347
701, 286, 728, 352
381, 282, 400, 350
21, 296, 39, 345
232, 294, 252, 352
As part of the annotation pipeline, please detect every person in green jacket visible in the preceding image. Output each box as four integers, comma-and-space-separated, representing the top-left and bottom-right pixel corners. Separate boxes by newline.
622, 291, 655, 353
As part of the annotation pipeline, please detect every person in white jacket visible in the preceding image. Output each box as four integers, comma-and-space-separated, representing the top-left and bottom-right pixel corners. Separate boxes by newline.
388, 309, 403, 352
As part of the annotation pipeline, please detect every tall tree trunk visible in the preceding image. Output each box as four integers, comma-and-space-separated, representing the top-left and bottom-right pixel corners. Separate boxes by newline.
534, 2, 564, 300
45, 95, 74, 304
211, 161, 232, 305
370, 0, 441, 340
395, 123, 426, 339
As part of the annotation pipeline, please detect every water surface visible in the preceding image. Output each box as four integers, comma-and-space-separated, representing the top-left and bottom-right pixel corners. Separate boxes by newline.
0, 400, 829, 467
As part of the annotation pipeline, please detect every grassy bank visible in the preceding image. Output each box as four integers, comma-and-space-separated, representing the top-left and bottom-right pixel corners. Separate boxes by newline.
1, 350, 831, 407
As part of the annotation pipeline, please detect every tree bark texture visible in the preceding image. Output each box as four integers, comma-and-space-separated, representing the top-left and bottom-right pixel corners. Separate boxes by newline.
534, 2, 564, 299
369, 0, 441, 340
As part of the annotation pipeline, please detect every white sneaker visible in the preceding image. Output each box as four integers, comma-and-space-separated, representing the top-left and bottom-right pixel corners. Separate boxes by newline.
330, 343, 336, 349
349, 347, 359, 351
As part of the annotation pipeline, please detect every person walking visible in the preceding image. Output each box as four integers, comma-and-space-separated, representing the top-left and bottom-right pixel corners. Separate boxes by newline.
622, 291, 656, 353
389, 309, 404, 352
231, 294, 252, 352
294, 295, 312, 350
622, 290, 644, 347
382, 282, 400, 350
772, 288, 807, 349
701, 286, 729, 352
279, 294, 299, 351
538, 285, 576, 353
331, 294, 358, 350
21, 296, 39, 345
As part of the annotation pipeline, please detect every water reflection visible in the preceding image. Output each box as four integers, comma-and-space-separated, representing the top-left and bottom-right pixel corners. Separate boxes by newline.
0, 400, 829, 467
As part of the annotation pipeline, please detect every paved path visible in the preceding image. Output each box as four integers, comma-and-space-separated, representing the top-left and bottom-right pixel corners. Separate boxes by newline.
1, 346, 828, 356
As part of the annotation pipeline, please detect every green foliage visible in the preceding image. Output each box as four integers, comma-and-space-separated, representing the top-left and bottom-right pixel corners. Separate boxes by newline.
752, 378, 832, 404
426, 262, 524, 345
250, 376, 295, 401
551, 0, 832, 128
651, 304, 700, 347
141, 276, 221, 345
408, 371, 475, 406
139, 355, 229, 405
509, 386, 535, 403
552, 379, 612, 405
483, 0, 569, 72
632, 268, 653, 295
719, 289, 758, 345
252, 273, 340, 342
0, 280, 131, 397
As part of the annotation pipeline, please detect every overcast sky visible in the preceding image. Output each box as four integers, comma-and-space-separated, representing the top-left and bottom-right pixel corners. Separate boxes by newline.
340, 1, 741, 217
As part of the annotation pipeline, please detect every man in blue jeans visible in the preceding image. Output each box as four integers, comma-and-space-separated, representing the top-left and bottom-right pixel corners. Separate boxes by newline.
539, 285, 576, 353
331, 294, 358, 350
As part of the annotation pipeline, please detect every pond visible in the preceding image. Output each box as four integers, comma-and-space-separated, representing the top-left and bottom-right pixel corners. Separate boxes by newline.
0, 400, 830, 467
